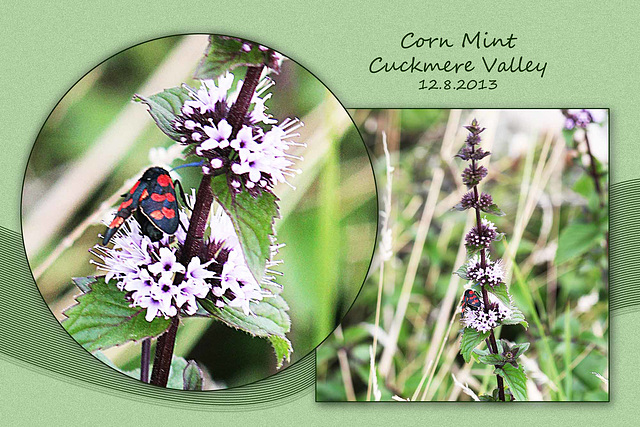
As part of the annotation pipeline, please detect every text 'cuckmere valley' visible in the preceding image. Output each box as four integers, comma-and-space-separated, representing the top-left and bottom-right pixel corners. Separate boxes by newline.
369, 32, 548, 78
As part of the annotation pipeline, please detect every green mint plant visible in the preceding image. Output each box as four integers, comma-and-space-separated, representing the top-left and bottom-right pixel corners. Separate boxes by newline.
62, 36, 303, 389
453, 119, 529, 401
557, 109, 608, 264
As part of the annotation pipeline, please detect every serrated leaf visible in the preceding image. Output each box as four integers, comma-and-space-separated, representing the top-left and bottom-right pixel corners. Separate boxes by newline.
481, 203, 505, 216
183, 360, 204, 390
199, 291, 291, 367
62, 277, 171, 351
72, 276, 97, 293
556, 222, 601, 264
210, 174, 279, 282
495, 363, 528, 401
194, 36, 274, 80
460, 328, 489, 363
453, 264, 469, 280
134, 86, 192, 141
269, 335, 293, 369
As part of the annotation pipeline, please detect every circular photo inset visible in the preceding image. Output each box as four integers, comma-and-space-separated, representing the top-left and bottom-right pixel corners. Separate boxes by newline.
22, 34, 377, 390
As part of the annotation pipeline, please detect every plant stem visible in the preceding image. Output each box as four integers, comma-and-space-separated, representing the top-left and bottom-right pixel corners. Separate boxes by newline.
471, 153, 506, 402
150, 317, 179, 385
140, 338, 150, 383
149, 64, 265, 387
583, 131, 603, 207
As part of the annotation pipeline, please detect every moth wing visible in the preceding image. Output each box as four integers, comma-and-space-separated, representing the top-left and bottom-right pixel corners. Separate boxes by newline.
139, 173, 179, 235
102, 180, 145, 245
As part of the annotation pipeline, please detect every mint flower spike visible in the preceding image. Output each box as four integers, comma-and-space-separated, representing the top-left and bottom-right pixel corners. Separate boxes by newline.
173, 72, 305, 196
454, 118, 529, 401
91, 199, 277, 321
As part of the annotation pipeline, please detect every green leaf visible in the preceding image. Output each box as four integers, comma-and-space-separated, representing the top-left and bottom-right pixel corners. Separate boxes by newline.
472, 347, 489, 358
487, 283, 510, 305
477, 353, 506, 365
453, 264, 469, 280
481, 203, 505, 216
478, 393, 497, 401
495, 363, 528, 401
556, 222, 601, 264
183, 360, 204, 390
480, 388, 514, 401
199, 289, 292, 368
460, 328, 489, 363
269, 335, 293, 369
572, 174, 595, 199
487, 284, 528, 329
502, 306, 528, 329
194, 36, 275, 80
72, 276, 96, 293
62, 277, 171, 351
210, 174, 279, 282
513, 342, 530, 358
134, 86, 192, 141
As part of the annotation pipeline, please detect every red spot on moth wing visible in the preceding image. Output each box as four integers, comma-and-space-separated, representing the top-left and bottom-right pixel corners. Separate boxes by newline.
161, 207, 175, 218
109, 216, 124, 227
149, 210, 164, 220
165, 192, 176, 202
139, 189, 149, 200
119, 198, 133, 209
156, 174, 172, 187
129, 181, 140, 194
151, 193, 166, 202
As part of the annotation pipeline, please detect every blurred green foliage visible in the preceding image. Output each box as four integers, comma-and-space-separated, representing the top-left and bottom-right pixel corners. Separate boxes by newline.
317, 109, 608, 401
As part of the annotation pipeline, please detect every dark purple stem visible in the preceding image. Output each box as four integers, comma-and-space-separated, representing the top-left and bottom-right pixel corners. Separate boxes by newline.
471, 148, 506, 402
583, 131, 603, 207
149, 64, 265, 387
140, 338, 150, 383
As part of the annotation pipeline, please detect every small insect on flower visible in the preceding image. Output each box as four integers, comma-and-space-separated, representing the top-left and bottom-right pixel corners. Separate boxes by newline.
103, 167, 182, 245
461, 288, 482, 315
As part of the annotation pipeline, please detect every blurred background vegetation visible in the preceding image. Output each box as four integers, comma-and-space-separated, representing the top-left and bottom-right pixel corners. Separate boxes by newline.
22, 35, 377, 389
317, 109, 608, 401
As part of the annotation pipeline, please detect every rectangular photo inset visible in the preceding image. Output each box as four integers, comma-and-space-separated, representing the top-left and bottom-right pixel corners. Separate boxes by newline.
316, 109, 609, 402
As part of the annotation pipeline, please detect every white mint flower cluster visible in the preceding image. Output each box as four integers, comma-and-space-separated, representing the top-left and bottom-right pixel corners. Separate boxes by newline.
461, 293, 511, 333
173, 72, 304, 197
93, 205, 272, 321
467, 252, 505, 288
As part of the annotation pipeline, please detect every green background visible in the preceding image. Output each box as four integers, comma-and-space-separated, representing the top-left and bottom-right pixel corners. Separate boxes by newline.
0, 1, 635, 425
